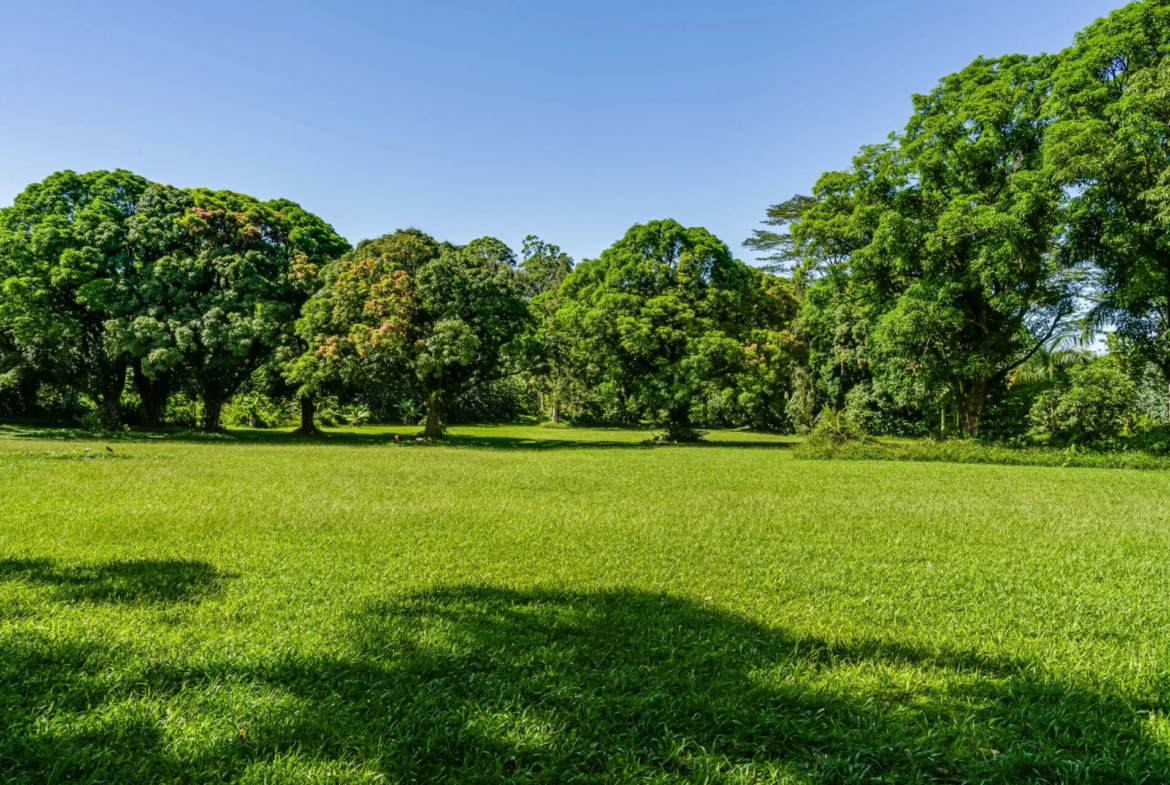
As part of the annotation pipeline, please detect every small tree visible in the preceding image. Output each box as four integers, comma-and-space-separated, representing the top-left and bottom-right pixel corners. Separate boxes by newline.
519, 236, 580, 424
1028, 357, 1137, 445
519, 235, 573, 298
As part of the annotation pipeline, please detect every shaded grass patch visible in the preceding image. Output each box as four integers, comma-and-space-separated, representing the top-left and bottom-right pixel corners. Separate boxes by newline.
2, 587, 1167, 783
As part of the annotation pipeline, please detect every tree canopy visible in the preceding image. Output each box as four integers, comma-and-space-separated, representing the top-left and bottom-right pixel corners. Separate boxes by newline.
1046, 0, 1170, 382
556, 220, 797, 439
3, 1, 1170, 446
294, 230, 530, 437
0, 169, 150, 426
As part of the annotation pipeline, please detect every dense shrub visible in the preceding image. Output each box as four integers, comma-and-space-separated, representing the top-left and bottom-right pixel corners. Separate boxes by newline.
315, 398, 372, 427
1028, 360, 1137, 446
448, 376, 536, 425
222, 394, 296, 429
794, 438, 1170, 471
805, 407, 870, 447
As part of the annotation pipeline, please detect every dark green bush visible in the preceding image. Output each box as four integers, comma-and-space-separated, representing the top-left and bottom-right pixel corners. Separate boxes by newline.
1028, 360, 1137, 446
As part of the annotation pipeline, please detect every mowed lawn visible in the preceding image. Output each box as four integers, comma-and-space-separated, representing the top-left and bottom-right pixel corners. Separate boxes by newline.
2, 426, 1170, 783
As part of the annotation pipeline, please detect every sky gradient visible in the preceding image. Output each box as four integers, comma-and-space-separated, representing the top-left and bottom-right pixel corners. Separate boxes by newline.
0, 0, 1130, 263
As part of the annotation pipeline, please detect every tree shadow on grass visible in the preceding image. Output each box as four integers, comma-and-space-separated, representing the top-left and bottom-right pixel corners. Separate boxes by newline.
0, 557, 226, 604
0, 423, 796, 451
438, 433, 795, 451
2, 585, 1167, 782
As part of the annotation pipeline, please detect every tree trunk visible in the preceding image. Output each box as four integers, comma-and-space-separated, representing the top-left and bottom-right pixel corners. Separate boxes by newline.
202, 396, 224, 433
16, 374, 38, 416
98, 394, 122, 430
549, 403, 558, 424
298, 397, 317, 435
423, 394, 445, 438
95, 364, 127, 430
957, 378, 988, 437
132, 361, 169, 429
661, 405, 703, 442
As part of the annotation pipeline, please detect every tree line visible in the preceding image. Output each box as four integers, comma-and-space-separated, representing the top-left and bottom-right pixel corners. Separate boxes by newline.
1, 0, 1168, 444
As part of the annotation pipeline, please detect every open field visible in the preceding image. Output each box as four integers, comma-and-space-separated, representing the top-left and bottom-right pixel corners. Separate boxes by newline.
3, 425, 1170, 783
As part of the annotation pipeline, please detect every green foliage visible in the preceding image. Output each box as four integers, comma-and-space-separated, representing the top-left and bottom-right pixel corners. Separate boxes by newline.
805, 406, 871, 447
163, 392, 202, 428
557, 220, 799, 438
296, 230, 530, 437
521, 237, 588, 425
448, 375, 534, 424
1046, 0, 1170, 384
113, 186, 348, 432
1028, 357, 1139, 445
0, 169, 151, 427
221, 393, 297, 429
778, 55, 1072, 437
794, 434, 1170, 470
314, 397, 372, 428
519, 235, 573, 298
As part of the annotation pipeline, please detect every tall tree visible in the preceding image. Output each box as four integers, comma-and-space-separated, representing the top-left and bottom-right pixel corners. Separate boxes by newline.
767, 55, 1072, 435
0, 169, 150, 427
519, 236, 577, 423
1046, 0, 1170, 392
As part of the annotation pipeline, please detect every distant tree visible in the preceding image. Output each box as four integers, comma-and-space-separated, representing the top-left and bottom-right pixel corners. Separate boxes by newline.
112, 186, 347, 432
1006, 333, 1090, 389
518, 236, 579, 423
769, 55, 1073, 436
0, 169, 150, 427
520, 235, 574, 297
289, 229, 442, 429
296, 231, 529, 437
743, 194, 819, 272
1045, 0, 1170, 398
557, 220, 785, 440
720, 271, 803, 430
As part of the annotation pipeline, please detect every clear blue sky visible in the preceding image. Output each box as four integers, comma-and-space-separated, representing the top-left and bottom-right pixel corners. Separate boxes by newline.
0, 0, 1129, 264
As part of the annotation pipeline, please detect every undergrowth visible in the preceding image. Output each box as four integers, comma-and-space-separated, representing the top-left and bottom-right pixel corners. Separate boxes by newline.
794, 438, 1170, 470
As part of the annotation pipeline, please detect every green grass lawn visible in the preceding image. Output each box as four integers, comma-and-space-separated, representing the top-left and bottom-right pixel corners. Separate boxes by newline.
2, 424, 1170, 783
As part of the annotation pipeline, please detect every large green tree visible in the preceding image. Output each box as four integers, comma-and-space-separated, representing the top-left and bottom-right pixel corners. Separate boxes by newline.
557, 220, 792, 439
112, 186, 347, 432
1046, 0, 1170, 393
0, 169, 151, 427
295, 231, 529, 437
764, 55, 1072, 435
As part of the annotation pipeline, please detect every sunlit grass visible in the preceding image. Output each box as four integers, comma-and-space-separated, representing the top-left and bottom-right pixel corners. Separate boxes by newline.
2, 424, 1169, 782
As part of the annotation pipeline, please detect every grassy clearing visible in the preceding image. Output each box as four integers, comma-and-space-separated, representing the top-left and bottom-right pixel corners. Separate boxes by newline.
2, 424, 1170, 782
